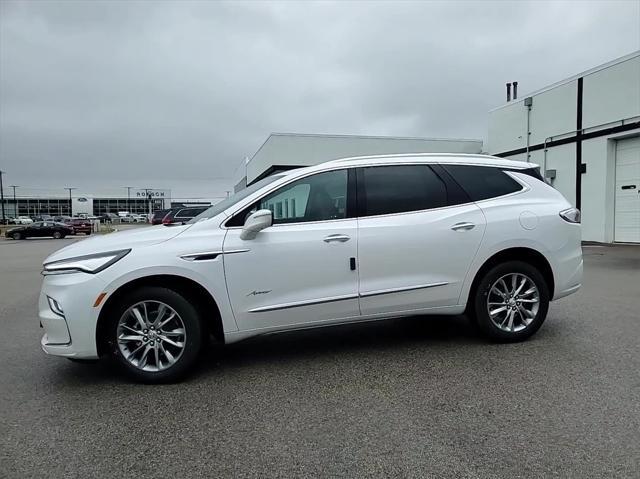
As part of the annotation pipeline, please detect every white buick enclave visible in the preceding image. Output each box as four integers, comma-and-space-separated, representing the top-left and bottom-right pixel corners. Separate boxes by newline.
39, 154, 583, 382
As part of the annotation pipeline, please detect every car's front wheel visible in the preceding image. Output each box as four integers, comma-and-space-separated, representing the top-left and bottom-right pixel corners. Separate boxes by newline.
473, 261, 550, 342
53, 231, 63, 239
12, 232, 22, 240
108, 287, 204, 383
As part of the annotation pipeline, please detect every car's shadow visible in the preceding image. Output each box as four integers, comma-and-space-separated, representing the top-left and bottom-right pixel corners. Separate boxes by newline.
57, 314, 483, 385
201, 314, 481, 371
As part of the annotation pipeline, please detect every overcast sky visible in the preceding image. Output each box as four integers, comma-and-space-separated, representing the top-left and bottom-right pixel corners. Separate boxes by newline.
1, 0, 639, 200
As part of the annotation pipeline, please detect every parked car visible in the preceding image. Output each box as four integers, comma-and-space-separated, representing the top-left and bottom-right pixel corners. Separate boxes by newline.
7, 221, 72, 240
133, 214, 148, 223
161, 206, 209, 225
11, 216, 34, 225
39, 154, 583, 383
15, 216, 34, 224
150, 209, 171, 225
99, 213, 120, 224
65, 218, 92, 235
33, 215, 54, 222
53, 215, 72, 223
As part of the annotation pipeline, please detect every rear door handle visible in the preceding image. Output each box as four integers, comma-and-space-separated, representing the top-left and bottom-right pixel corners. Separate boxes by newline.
324, 234, 351, 243
451, 222, 475, 231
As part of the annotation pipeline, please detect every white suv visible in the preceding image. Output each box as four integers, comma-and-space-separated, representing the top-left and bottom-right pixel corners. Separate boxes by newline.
39, 154, 583, 382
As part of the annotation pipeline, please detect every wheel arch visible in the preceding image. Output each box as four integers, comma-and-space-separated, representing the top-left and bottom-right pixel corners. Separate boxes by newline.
464, 247, 555, 312
96, 274, 224, 356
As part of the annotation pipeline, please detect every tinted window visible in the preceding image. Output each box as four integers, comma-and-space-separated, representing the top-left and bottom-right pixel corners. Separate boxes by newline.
259, 169, 347, 224
443, 165, 522, 201
228, 170, 348, 226
361, 165, 447, 216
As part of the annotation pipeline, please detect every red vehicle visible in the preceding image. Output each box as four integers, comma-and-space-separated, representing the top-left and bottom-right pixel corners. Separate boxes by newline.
150, 209, 171, 225
65, 218, 92, 235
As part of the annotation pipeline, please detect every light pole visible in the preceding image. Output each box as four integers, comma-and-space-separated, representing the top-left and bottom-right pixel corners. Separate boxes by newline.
0, 170, 5, 222
64, 187, 77, 216
143, 188, 153, 217
123, 186, 134, 214
9, 185, 18, 218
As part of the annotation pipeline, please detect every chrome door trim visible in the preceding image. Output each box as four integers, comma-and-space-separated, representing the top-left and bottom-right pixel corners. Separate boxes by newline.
249, 282, 450, 313
359, 282, 449, 298
248, 293, 359, 313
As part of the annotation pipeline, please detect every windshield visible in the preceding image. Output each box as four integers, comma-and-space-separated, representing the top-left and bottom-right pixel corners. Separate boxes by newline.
188, 174, 285, 223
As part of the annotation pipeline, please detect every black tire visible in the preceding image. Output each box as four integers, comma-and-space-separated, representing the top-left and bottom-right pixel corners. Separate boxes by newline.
472, 261, 550, 342
107, 286, 204, 383
12, 232, 22, 240
53, 231, 62, 239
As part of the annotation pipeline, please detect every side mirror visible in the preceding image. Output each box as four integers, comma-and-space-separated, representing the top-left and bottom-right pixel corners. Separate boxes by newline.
240, 209, 272, 240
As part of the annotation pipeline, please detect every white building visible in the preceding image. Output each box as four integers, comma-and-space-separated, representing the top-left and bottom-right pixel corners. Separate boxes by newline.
487, 51, 640, 243
1, 187, 171, 218
240, 133, 483, 190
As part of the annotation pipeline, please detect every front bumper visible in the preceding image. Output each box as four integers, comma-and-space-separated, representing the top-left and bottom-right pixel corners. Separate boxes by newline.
39, 271, 108, 359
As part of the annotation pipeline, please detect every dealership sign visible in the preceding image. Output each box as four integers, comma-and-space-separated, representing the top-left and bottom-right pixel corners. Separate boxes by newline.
135, 189, 167, 198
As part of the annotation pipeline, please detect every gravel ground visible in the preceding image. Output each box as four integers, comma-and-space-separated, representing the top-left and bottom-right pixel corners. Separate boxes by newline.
0, 238, 638, 478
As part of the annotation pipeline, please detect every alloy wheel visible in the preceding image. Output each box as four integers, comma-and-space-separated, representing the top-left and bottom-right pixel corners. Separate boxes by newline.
117, 301, 187, 372
486, 273, 540, 333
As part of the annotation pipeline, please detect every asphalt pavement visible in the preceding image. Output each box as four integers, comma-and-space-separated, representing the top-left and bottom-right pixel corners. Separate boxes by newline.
0, 237, 638, 478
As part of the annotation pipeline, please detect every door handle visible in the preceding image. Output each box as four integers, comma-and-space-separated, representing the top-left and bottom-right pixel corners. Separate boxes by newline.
323, 234, 351, 243
451, 222, 475, 231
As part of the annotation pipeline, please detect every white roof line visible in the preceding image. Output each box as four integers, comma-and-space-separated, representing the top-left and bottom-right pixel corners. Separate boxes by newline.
297, 152, 534, 170
490, 50, 640, 112
326, 152, 499, 163
266, 132, 483, 143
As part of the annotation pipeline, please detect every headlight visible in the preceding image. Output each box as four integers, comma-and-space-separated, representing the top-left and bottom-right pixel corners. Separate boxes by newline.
42, 249, 130, 275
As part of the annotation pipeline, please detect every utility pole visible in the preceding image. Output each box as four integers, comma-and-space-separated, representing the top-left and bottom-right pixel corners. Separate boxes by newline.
9, 185, 18, 218
64, 187, 77, 216
0, 170, 5, 222
123, 186, 134, 214
143, 188, 153, 217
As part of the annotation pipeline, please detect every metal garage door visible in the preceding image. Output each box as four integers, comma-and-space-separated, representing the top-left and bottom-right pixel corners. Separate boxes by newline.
615, 136, 640, 243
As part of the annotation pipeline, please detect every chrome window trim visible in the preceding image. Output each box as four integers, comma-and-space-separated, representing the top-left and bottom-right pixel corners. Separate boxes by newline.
220, 161, 531, 229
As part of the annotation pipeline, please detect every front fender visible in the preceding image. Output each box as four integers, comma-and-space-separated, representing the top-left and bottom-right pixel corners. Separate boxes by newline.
98, 260, 238, 334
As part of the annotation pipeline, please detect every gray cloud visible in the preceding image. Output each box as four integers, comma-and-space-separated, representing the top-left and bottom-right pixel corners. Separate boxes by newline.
1, 0, 639, 198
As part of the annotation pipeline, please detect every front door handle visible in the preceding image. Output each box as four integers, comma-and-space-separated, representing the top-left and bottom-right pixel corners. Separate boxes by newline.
324, 234, 351, 243
451, 222, 475, 231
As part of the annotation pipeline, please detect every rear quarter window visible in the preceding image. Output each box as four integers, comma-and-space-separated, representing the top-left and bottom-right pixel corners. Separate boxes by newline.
442, 165, 523, 201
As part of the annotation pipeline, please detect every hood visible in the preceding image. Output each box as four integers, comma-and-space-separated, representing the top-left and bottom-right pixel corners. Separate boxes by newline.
44, 224, 191, 263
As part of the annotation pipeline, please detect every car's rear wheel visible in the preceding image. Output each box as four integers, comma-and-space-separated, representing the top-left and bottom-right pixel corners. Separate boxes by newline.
473, 261, 549, 342
53, 231, 62, 239
108, 287, 204, 383
12, 232, 22, 240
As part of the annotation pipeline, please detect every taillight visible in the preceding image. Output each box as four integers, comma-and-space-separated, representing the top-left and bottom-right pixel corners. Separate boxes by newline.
559, 208, 581, 224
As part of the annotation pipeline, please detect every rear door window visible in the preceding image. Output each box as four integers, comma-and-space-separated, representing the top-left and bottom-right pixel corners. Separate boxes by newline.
359, 164, 447, 217
442, 165, 523, 201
